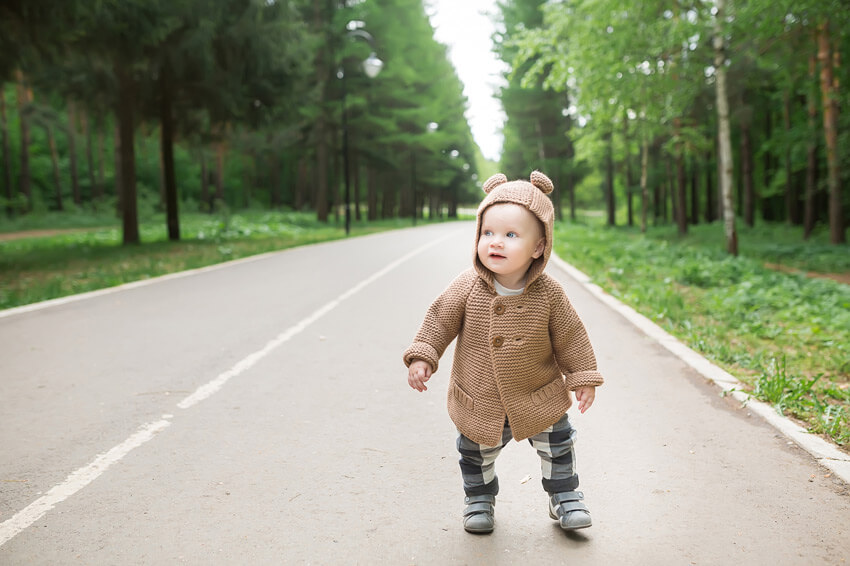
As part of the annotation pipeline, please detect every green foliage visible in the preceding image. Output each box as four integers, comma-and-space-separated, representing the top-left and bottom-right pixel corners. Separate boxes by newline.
497, 0, 850, 237
1, 0, 482, 237
554, 220, 850, 446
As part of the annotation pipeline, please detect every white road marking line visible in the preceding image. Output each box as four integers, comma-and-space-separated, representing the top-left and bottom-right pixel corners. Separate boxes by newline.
0, 228, 458, 548
176, 231, 457, 409
0, 419, 171, 547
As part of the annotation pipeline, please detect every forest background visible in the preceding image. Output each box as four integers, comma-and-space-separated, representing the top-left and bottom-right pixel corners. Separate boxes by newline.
1, 1, 849, 446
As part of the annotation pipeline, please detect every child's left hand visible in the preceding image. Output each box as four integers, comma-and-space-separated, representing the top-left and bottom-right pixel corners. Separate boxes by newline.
574, 386, 596, 413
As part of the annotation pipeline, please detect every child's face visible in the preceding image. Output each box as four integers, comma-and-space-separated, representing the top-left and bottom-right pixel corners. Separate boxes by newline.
477, 203, 545, 288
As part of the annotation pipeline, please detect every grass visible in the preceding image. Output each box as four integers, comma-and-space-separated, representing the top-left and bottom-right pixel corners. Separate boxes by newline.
0, 209, 424, 310
553, 219, 850, 448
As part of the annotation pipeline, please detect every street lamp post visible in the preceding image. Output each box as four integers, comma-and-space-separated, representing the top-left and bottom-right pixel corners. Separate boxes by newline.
339, 22, 383, 235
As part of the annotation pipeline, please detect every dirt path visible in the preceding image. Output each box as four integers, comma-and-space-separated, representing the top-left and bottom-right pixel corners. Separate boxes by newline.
765, 262, 850, 285
0, 228, 111, 242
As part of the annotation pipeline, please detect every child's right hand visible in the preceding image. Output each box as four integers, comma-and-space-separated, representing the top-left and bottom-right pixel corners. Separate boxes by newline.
408, 360, 433, 392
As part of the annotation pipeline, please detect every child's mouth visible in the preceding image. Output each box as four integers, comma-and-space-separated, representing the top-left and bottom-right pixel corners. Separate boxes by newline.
489, 253, 506, 259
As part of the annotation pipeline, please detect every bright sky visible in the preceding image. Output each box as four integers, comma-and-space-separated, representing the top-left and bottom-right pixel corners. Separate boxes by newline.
427, 0, 507, 162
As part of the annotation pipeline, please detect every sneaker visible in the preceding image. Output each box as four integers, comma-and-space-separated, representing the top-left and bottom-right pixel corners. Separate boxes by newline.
548, 491, 592, 530
463, 494, 495, 533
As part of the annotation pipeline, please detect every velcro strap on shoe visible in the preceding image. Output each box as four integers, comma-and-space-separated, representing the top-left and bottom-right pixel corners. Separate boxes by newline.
555, 500, 587, 513
464, 502, 494, 517
552, 491, 584, 504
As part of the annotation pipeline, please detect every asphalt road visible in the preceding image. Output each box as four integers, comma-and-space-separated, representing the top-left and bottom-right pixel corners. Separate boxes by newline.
1, 222, 848, 565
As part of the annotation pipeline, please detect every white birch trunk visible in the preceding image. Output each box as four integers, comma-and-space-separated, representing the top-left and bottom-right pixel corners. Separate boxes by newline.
713, 0, 738, 255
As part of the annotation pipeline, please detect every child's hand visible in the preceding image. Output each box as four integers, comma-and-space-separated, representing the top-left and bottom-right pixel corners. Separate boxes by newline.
574, 386, 596, 413
408, 360, 433, 392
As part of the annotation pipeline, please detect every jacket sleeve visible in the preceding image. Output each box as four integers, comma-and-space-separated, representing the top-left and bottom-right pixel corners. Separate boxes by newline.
402, 270, 475, 373
546, 279, 605, 390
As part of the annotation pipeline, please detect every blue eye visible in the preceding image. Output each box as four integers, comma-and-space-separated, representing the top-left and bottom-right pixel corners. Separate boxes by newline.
507, 232, 517, 238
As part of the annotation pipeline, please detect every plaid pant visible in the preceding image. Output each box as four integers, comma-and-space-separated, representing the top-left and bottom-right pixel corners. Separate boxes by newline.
457, 413, 579, 496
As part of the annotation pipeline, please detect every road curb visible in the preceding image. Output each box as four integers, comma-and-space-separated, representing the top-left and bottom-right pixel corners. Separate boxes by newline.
551, 253, 850, 486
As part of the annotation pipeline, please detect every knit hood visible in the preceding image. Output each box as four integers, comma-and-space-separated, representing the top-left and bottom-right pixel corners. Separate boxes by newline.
473, 170, 555, 290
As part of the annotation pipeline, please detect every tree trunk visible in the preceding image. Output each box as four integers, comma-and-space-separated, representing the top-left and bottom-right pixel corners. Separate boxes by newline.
244, 151, 254, 209
116, 63, 139, 245
46, 124, 63, 211
762, 103, 773, 221
270, 152, 281, 209
652, 143, 661, 225
67, 100, 80, 205
604, 131, 615, 226
381, 171, 395, 219
740, 120, 755, 227
804, 45, 819, 239
675, 136, 687, 235
353, 152, 362, 222
665, 157, 673, 225
160, 65, 180, 241
313, 0, 330, 222
114, 120, 122, 213
714, 0, 737, 255
552, 170, 562, 222
447, 178, 458, 218
704, 149, 715, 223
15, 70, 32, 211
782, 91, 798, 224
403, 151, 415, 219
817, 20, 845, 244
367, 165, 377, 221
566, 122, 577, 222
626, 155, 634, 228
215, 141, 225, 208
332, 139, 341, 223
267, 133, 280, 208
80, 108, 98, 202
295, 156, 307, 211
624, 111, 634, 227
1, 83, 13, 216
200, 149, 209, 213
96, 121, 105, 200
690, 157, 699, 225
640, 136, 649, 233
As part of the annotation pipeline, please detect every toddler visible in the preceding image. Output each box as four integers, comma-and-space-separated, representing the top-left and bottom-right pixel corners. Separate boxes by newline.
403, 171, 604, 534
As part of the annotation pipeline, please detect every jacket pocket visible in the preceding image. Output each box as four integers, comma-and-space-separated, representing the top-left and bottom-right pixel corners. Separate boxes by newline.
451, 383, 475, 410
531, 379, 566, 405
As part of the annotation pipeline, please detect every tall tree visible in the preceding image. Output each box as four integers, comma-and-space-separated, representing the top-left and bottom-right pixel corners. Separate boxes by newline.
714, 0, 737, 255
816, 19, 845, 244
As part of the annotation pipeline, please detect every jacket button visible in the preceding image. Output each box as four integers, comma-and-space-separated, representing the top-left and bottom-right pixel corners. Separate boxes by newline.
494, 304, 505, 315
492, 336, 504, 348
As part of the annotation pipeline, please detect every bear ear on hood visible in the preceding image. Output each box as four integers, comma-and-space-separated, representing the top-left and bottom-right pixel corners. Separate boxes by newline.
482, 173, 508, 194
530, 170, 554, 194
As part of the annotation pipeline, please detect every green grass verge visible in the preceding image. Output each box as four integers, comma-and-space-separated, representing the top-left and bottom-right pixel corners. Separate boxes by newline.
0, 210, 427, 310
553, 220, 850, 448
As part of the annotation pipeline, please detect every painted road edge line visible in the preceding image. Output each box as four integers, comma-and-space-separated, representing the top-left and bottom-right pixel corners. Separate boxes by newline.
0, 228, 458, 549
0, 418, 172, 547
551, 253, 850, 485
0, 229, 406, 320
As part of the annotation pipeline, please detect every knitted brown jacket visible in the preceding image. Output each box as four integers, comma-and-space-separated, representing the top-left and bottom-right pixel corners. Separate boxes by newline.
403, 172, 604, 446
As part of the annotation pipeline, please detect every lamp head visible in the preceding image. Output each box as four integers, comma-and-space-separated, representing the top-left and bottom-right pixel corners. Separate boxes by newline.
362, 53, 383, 78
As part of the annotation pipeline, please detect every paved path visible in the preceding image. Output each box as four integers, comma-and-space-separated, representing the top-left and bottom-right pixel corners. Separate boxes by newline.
1, 222, 848, 565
